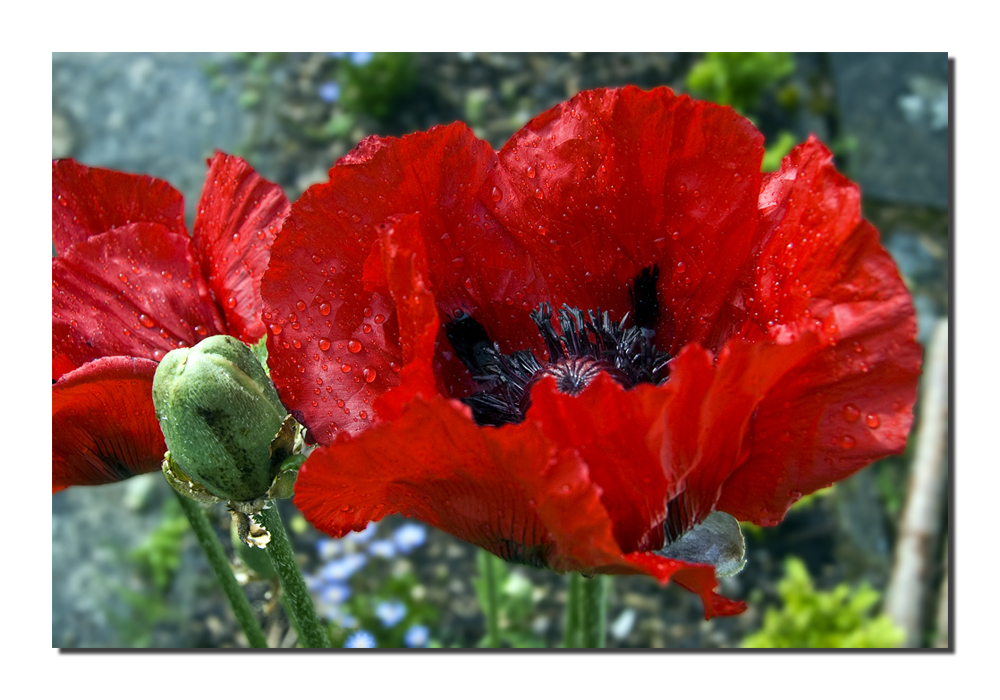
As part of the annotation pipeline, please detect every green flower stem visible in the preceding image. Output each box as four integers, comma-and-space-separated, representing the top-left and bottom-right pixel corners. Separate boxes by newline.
580, 575, 609, 648
563, 574, 582, 648
259, 505, 331, 648
173, 490, 268, 648
478, 550, 501, 648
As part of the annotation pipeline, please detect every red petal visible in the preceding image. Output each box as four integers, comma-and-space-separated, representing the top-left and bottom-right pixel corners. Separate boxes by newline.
715, 138, 921, 524
52, 223, 226, 379
52, 159, 186, 255
52, 357, 165, 492
294, 388, 741, 618
262, 123, 545, 444
484, 86, 764, 353
191, 153, 290, 343
525, 373, 672, 553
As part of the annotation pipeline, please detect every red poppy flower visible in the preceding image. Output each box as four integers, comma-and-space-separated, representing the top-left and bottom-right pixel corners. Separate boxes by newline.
261, 86, 921, 617
52, 154, 290, 492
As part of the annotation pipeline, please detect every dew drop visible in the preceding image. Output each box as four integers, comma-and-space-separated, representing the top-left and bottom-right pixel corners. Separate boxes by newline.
348, 340, 362, 353
194, 325, 208, 336
534, 188, 544, 200
526, 166, 536, 179
671, 231, 680, 240
842, 404, 860, 422
318, 338, 331, 351
152, 349, 165, 361
318, 302, 331, 316
336, 399, 345, 407
269, 324, 282, 335
363, 324, 372, 334
653, 237, 666, 249
840, 435, 856, 448
226, 296, 237, 309
118, 273, 128, 284
363, 366, 377, 383
866, 413, 881, 429
491, 187, 502, 202
340, 363, 352, 373
374, 314, 385, 324
359, 410, 367, 419
675, 261, 686, 273
138, 313, 155, 328
363, 307, 372, 318
296, 300, 307, 312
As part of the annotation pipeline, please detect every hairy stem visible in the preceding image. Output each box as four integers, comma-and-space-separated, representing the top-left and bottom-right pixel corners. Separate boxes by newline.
478, 550, 501, 648
173, 491, 267, 648
259, 505, 331, 648
563, 574, 582, 648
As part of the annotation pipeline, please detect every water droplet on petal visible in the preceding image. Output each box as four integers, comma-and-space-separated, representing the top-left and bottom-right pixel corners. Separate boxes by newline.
653, 237, 666, 249
526, 166, 536, 179
491, 187, 502, 202
319, 302, 331, 316
866, 413, 881, 429
269, 324, 282, 335
340, 363, 352, 373
534, 188, 544, 200
363, 366, 377, 383
194, 325, 208, 336
138, 313, 155, 328
840, 435, 856, 448
318, 338, 331, 351
296, 300, 307, 312
226, 296, 237, 309
374, 314, 385, 324
348, 340, 362, 353
675, 261, 686, 273
842, 404, 860, 422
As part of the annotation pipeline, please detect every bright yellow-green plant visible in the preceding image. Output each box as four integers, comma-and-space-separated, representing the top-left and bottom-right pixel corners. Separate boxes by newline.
742, 557, 903, 648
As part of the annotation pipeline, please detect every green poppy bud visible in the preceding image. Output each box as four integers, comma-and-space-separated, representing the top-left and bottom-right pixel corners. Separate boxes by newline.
152, 335, 288, 503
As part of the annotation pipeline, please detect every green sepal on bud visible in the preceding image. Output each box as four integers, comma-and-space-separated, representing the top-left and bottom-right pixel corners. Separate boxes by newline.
152, 335, 290, 503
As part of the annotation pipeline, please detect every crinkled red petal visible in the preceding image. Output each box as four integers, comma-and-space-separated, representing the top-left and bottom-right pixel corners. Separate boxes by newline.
262, 123, 546, 444
658, 336, 822, 534
526, 373, 672, 553
715, 139, 921, 523
52, 159, 186, 255
52, 223, 226, 380
191, 153, 290, 343
293, 390, 740, 617
52, 357, 165, 492
484, 86, 764, 354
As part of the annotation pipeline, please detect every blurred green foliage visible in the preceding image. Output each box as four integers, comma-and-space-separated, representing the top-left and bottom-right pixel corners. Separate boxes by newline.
742, 557, 903, 648
110, 498, 189, 646
473, 553, 545, 648
339, 53, 417, 122
687, 52, 796, 115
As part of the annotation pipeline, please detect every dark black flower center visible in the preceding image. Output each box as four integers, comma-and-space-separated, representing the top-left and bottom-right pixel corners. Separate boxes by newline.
445, 265, 671, 427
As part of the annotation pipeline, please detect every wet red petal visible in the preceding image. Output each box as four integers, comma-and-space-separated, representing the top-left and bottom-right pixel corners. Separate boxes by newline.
52, 357, 165, 492
191, 153, 290, 343
484, 86, 763, 353
52, 223, 226, 380
714, 139, 921, 524
52, 159, 186, 255
262, 123, 545, 444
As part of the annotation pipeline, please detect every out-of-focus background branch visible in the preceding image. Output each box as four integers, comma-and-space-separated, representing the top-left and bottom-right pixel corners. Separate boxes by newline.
52, 52, 949, 648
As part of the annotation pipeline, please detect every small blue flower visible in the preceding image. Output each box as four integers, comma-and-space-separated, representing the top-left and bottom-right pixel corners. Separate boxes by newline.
349, 51, 374, 66
320, 552, 367, 581
404, 624, 430, 648
346, 521, 378, 544
318, 81, 341, 103
345, 630, 377, 648
368, 539, 396, 558
303, 573, 323, 593
320, 581, 351, 605
375, 599, 407, 628
316, 537, 342, 560
393, 523, 427, 553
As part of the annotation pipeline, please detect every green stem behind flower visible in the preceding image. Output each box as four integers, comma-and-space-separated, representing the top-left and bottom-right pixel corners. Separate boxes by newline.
579, 575, 608, 648
564, 574, 582, 648
173, 491, 268, 648
478, 550, 501, 648
259, 505, 331, 648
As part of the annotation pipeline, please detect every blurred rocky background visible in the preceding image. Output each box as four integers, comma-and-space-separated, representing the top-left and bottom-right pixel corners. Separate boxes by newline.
52, 52, 949, 648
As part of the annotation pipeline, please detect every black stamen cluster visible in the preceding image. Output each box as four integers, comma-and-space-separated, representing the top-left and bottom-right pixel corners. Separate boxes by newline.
446, 272, 671, 428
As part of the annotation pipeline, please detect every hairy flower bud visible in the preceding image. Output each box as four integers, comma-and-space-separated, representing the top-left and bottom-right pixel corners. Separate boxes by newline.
152, 335, 288, 502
